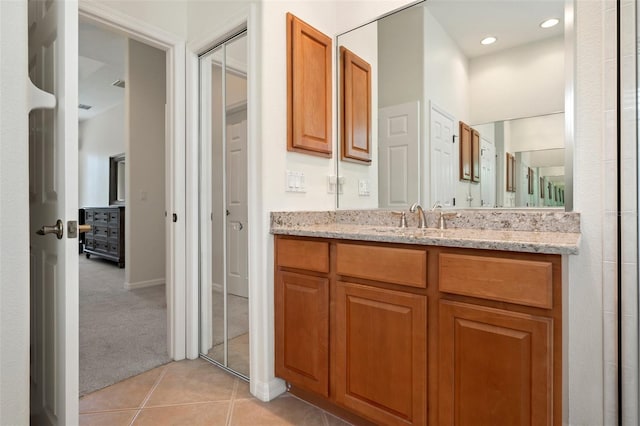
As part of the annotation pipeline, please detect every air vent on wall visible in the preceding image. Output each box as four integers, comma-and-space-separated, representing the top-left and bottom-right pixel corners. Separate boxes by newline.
112, 79, 125, 88
78, 104, 92, 110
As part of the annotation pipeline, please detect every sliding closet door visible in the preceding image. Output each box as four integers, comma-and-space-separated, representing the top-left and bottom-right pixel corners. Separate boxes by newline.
199, 32, 249, 379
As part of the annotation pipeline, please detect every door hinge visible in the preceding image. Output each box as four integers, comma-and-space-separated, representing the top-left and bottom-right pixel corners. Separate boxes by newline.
453, 197, 456, 206
172, 213, 178, 223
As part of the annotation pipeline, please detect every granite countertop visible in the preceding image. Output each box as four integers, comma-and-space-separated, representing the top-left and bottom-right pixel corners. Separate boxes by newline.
270, 210, 581, 255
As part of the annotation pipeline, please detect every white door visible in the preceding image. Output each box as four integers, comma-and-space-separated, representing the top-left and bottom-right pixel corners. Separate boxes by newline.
429, 104, 455, 207
378, 102, 420, 209
226, 109, 248, 298
480, 137, 496, 207
28, 0, 79, 424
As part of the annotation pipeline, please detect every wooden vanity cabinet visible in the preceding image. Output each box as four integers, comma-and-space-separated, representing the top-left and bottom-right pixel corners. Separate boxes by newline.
274, 236, 562, 426
274, 237, 330, 396
437, 249, 561, 426
335, 281, 427, 426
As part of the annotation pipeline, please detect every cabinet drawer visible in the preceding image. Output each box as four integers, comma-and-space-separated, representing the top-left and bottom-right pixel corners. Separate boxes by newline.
85, 239, 95, 250
439, 253, 553, 309
109, 242, 119, 255
276, 238, 329, 273
93, 225, 109, 239
108, 227, 119, 239
336, 243, 427, 288
94, 239, 109, 252
84, 210, 94, 222
108, 211, 120, 223
93, 211, 109, 222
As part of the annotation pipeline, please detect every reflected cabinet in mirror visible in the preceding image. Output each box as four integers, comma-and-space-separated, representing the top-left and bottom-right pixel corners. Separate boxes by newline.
336, 0, 571, 210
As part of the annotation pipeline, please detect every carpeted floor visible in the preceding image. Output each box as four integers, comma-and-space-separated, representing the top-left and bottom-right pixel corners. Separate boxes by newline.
79, 254, 171, 396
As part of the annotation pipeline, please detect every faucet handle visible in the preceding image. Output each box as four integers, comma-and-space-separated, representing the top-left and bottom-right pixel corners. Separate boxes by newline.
392, 211, 408, 228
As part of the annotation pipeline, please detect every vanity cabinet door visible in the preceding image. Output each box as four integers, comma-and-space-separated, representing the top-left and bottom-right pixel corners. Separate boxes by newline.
335, 281, 427, 426
275, 271, 329, 396
438, 300, 553, 426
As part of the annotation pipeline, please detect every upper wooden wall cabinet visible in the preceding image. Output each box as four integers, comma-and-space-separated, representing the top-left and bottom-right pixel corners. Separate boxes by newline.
340, 46, 372, 164
287, 13, 332, 157
459, 122, 471, 181
460, 121, 481, 183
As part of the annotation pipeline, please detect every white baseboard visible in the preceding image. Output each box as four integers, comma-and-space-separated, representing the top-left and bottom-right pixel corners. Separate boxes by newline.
251, 377, 287, 402
124, 278, 165, 290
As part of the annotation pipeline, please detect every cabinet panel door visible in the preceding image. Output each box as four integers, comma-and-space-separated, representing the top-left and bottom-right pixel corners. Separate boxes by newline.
341, 46, 371, 164
287, 13, 332, 157
336, 281, 427, 425
275, 271, 329, 396
459, 122, 471, 181
439, 301, 553, 426
471, 129, 480, 182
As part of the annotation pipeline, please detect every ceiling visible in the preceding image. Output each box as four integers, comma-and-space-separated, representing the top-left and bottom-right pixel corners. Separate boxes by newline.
78, 21, 127, 121
425, 0, 565, 58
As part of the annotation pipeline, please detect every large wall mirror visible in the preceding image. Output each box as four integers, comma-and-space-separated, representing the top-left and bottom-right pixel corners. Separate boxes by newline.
336, 0, 572, 210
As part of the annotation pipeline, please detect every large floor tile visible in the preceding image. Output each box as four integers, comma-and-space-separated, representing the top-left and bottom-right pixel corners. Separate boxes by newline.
79, 366, 164, 413
79, 410, 138, 426
145, 359, 236, 407
133, 401, 230, 426
230, 395, 328, 426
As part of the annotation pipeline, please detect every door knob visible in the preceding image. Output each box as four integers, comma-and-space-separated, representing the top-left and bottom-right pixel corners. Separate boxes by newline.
36, 219, 64, 239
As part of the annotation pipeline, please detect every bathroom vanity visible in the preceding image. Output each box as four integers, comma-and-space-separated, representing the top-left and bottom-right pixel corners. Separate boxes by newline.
272, 210, 580, 426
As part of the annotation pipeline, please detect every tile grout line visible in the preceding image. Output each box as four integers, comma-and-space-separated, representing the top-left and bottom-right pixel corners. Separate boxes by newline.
129, 363, 169, 425
225, 378, 240, 426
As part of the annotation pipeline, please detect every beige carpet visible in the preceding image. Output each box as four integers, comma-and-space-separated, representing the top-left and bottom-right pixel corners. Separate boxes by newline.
79, 254, 171, 396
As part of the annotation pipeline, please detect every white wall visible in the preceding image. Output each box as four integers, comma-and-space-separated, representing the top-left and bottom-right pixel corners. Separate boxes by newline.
509, 113, 565, 153
469, 36, 564, 125
96, 0, 188, 39
126, 39, 166, 287
78, 104, 125, 207
0, 1, 30, 423
567, 0, 607, 423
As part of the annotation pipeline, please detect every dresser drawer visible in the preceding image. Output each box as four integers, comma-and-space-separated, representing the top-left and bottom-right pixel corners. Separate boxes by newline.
93, 225, 109, 239
84, 210, 94, 222
108, 211, 120, 223
439, 253, 553, 309
276, 238, 329, 273
85, 238, 95, 250
93, 211, 109, 222
108, 227, 119, 239
94, 239, 109, 252
336, 243, 427, 288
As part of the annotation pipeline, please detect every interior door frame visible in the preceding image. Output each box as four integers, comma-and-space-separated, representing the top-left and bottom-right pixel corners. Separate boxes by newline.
78, 2, 187, 361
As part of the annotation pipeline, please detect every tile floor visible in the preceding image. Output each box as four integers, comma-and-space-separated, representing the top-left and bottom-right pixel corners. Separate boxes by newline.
79, 358, 351, 425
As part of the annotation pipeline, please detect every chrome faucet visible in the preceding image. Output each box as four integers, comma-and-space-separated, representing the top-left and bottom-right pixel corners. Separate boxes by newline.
431, 202, 444, 229
409, 202, 428, 228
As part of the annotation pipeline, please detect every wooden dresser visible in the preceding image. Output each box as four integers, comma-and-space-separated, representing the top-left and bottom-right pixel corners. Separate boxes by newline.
83, 206, 125, 268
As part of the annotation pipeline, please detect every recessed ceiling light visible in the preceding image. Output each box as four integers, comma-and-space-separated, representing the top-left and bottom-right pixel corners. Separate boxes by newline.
481, 36, 497, 45
540, 18, 560, 29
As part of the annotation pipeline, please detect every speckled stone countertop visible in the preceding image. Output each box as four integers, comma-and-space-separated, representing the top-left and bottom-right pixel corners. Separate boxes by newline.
270, 210, 581, 255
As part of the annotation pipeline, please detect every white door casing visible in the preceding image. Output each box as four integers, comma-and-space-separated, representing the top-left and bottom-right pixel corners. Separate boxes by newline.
378, 102, 420, 209
429, 103, 455, 207
480, 137, 496, 207
28, 0, 79, 424
226, 109, 248, 298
